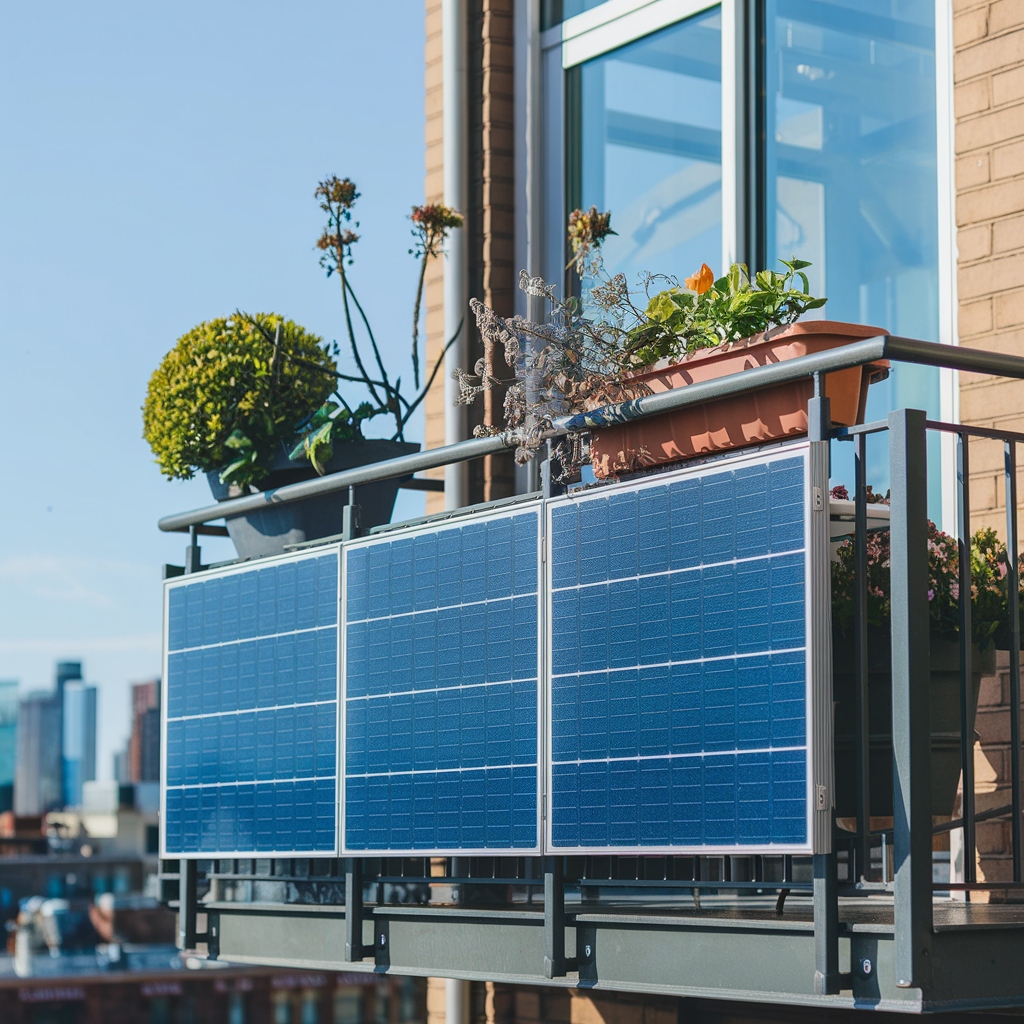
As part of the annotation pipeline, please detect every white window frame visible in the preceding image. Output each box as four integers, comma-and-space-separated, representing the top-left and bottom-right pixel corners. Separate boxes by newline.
515, 0, 959, 524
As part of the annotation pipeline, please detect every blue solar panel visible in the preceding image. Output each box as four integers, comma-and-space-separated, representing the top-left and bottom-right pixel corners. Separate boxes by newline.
342, 508, 541, 854
547, 451, 811, 853
163, 550, 339, 856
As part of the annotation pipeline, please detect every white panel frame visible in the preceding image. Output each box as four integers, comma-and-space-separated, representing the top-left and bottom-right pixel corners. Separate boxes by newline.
339, 503, 546, 858
562, 0, 719, 68
159, 545, 343, 860
543, 444, 815, 856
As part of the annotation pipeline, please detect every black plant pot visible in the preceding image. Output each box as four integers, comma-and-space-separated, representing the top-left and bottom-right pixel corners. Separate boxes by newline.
832, 624, 996, 819
207, 439, 419, 560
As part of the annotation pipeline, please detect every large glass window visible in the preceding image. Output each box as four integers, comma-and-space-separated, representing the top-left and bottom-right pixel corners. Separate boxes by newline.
575, 8, 722, 289
766, 0, 940, 501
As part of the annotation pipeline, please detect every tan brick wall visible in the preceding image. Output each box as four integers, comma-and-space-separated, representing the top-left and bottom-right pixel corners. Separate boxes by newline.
424, 0, 447, 514
955, 0, 1024, 536
423, 0, 517, 514
955, 0, 1024, 895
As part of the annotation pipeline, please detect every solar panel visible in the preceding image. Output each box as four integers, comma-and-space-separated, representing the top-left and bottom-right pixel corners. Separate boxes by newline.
162, 549, 340, 856
341, 506, 542, 855
546, 449, 812, 854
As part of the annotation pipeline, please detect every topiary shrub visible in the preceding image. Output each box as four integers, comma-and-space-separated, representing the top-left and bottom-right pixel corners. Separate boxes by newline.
143, 312, 336, 488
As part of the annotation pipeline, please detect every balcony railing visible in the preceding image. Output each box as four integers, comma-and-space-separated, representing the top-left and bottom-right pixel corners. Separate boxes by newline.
158, 336, 1024, 1013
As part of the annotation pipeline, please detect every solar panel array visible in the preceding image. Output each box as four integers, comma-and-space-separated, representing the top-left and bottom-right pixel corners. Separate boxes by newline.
547, 452, 811, 852
342, 508, 541, 854
163, 551, 339, 855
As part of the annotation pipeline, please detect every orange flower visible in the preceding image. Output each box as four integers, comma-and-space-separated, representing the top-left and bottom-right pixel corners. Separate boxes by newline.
685, 263, 715, 295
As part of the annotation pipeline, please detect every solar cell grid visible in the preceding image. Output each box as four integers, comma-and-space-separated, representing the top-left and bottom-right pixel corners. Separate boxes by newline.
547, 451, 812, 853
163, 549, 340, 857
342, 507, 542, 854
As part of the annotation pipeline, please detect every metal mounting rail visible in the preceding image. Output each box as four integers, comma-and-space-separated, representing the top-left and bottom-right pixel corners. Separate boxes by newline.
158, 335, 1024, 534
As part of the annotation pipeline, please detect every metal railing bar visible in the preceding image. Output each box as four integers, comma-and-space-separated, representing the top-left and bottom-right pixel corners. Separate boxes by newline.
854, 433, 871, 882
933, 803, 1015, 835
926, 420, 1024, 445
1008, 440, 1023, 883
957, 433, 977, 885
159, 336, 1024, 532
158, 435, 510, 533
572, 878, 812, 891
832, 420, 891, 439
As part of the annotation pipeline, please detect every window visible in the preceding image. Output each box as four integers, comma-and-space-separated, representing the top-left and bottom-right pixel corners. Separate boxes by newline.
574, 9, 722, 292
545, 0, 948, 509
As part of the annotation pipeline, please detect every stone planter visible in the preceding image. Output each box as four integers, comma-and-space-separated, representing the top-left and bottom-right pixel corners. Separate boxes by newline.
589, 320, 890, 478
208, 439, 419, 560
832, 626, 996, 819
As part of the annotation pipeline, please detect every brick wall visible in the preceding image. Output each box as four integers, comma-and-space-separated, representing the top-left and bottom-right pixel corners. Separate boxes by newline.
954, 0, 1024, 893
422, 0, 517, 514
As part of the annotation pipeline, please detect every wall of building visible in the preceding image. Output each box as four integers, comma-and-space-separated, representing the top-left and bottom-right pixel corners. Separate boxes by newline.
423, 0, 518, 514
954, 0, 1024, 892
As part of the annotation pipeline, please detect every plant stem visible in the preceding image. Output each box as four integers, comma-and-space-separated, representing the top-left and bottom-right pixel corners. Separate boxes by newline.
411, 251, 428, 390
394, 316, 464, 437
344, 276, 403, 439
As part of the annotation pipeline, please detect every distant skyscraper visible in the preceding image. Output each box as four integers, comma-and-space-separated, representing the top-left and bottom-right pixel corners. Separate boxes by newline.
62, 681, 97, 807
113, 745, 130, 784
129, 680, 160, 783
14, 691, 62, 815
0, 680, 17, 813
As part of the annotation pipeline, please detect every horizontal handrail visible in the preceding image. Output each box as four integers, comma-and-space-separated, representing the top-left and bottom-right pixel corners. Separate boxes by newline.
159, 335, 1024, 532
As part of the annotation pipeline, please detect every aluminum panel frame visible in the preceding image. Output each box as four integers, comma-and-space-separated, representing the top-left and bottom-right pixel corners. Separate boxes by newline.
543, 443, 816, 856
340, 502, 546, 858
159, 545, 342, 860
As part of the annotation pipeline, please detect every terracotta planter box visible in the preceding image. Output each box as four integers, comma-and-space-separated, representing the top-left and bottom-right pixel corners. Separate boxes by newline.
589, 320, 890, 478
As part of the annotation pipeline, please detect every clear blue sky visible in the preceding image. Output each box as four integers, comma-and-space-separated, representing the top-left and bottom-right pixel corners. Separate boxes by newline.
0, 1, 427, 778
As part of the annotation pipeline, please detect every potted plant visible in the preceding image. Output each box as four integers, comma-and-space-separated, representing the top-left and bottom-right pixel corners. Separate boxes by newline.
830, 487, 1021, 818
143, 178, 463, 558
458, 208, 887, 482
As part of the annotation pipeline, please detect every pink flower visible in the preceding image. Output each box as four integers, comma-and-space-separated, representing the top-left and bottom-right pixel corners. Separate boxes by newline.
928, 589, 935, 601
951, 582, 960, 600
1000, 563, 1008, 579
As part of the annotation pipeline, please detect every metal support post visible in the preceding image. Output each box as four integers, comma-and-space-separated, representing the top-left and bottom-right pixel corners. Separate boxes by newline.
956, 434, 976, 883
178, 858, 198, 950
813, 853, 840, 995
854, 432, 871, 880
808, 384, 838, 993
344, 858, 364, 961
544, 856, 565, 979
343, 486, 361, 541
184, 525, 202, 574
888, 409, 933, 989
1007, 442, 1022, 882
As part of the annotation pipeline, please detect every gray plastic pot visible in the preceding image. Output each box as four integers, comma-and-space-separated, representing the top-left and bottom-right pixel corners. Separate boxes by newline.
207, 438, 419, 560
832, 625, 996, 818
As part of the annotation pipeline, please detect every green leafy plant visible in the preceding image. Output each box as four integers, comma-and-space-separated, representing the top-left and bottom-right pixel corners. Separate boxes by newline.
143, 313, 335, 487
624, 258, 828, 367
144, 178, 465, 487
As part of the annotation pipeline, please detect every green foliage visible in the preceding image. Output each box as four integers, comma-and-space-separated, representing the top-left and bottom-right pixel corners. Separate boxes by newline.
287, 401, 378, 475
626, 258, 828, 367
142, 313, 337, 487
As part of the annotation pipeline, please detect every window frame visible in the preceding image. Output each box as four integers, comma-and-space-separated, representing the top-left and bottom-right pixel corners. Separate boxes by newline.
516, 0, 959, 527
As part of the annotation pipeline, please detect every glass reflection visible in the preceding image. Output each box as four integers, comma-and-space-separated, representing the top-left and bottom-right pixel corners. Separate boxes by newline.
579, 8, 722, 291
766, 0, 941, 506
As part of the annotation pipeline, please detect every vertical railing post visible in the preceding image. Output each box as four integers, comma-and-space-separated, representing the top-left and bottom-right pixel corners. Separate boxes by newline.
344, 857, 364, 961
888, 409, 933, 989
185, 525, 202, 575
1006, 441, 1022, 882
808, 381, 839, 994
343, 485, 361, 541
543, 856, 565, 978
178, 858, 198, 950
957, 433, 976, 884
854, 431, 871, 880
